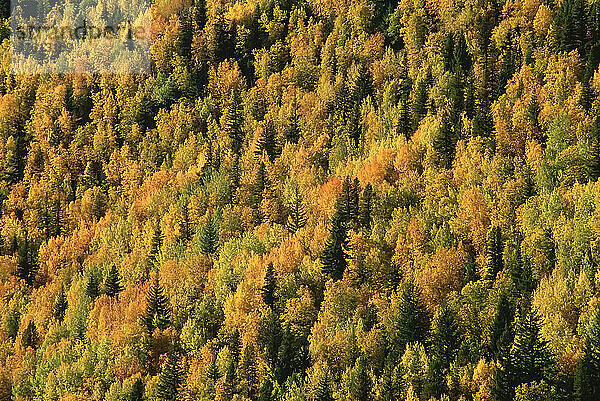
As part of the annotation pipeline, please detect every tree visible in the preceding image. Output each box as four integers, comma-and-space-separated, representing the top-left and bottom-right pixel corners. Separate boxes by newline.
53, 285, 68, 322
105, 265, 123, 298
261, 262, 277, 308
149, 223, 163, 269
390, 281, 430, 362
358, 183, 373, 230
430, 304, 459, 370
157, 350, 184, 401
574, 307, 600, 401
493, 304, 554, 401
485, 225, 503, 281
15, 237, 38, 286
223, 90, 244, 154
335, 177, 359, 226
489, 294, 514, 359
86, 273, 100, 300
555, 0, 586, 54
321, 213, 350, 281
142, 275, 171, 334
237, 343, 258, 398
286, 186, 307, 234
255, 119, 279, 161
314, 370, 334, 401
199, 214, 218, 255
3, 134, 25, 185
21, 320, 38, 349
129, 378, 144, 401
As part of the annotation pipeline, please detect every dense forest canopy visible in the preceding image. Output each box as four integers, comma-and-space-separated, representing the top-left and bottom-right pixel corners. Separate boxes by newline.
0, 0, 600, 400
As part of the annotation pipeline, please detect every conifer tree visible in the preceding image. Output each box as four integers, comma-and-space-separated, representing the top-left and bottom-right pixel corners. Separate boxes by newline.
223, 90, 244, 154
286, 186, 307, 234
21, 320, 38, 349
285, 99, 300, 144
129, 378, 144, 401
490, 294, 514, 359
321, 213, 350, 281
255, 119, 279, 161
261, 262, 277, 308
237, 343, 258, 399
53, 285, 68, 322
86, 273, 100, 301
314, 370, 334, 401
149, 223, 163, 268
142, 275, 171, 334
390, 281, 430, 361
359, 183, 373, 230
229, 155, 242, 203
574, 307, 600, 401
430, 304, 459, 370
16, 237, 38, 286
105, 265, 123, 298
3, 134, 25, 185
485, 225, 503, 281
157, 350, 184, 401
252, 162, 267, 209
335, 177, 359, 226
555, 0, 586, 54
199, 214, 218, 255
493, 304, 554, 401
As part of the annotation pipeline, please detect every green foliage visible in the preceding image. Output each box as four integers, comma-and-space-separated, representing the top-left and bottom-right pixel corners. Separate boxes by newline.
53, 285, 68, 323
104, 265, 123, 298
142, 276, 171, 334
157, 351, 185, 401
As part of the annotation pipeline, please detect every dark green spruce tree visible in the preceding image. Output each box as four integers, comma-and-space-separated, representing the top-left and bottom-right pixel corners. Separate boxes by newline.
129, 378, 144, 401
575, 307, 600, 401
485, 225, 503, 281
53, 285, 68, 322
389, 280, 430, 362
16, 237, 38, 286
493, 304, 554, 401
105, 265, 123, 298
21, 320, 38, 349
86, 273, 100, 301
286, 186, 308, 234
157, 350, 185, 401
321, 212, 350, 281
200, 214, 219, 255
142, 275, 171, 334
261, 262, 277, 308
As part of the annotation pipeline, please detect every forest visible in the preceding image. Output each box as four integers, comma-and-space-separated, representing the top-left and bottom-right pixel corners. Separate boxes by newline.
0, 0, 600, 399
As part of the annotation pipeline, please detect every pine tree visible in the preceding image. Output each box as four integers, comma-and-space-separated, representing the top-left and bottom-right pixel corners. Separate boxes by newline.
314, 370, 334, 401
349, 355, 371, 401
430, 304, 459, 370
555, 0, 586, 54
105, 265, 123, 298
2, 134, 25, 185
255, 119, 279, 161
86, 273, 100, 301
53, 285, 68, 322
261, 262, 277, 308
237, 343, 258, 399
142, 275, 171, 334
15, 237, 38, 286
489, 294, 514, 359
358, 183, 373, 230
286, 186, 308, 234
285, 99, 300, 144
432, 114, 456, 169
493, 304, 554, 401
129, 378, 144, 401
485, 225, 503, 281
148, 223, 163, 269
21, 320, 38, 349
321, 213, 350, 281
390, 281, 430, 362
574, 307, 600, 401
157, 350, 184, 401
199, 214, 218, 255
335, 177, 359, 226
252, 162, 267, 209
223, 90, 244, 154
